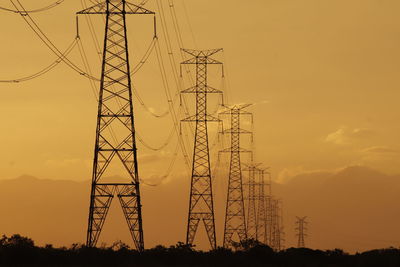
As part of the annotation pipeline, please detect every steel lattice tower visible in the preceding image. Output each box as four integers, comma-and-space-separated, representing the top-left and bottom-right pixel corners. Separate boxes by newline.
256, 169, 268, 243
296, 216, 308, 248
270, 199, 279, 250
219, 104, 252, 248
244, 163, 261, 240
77, 0, 154, 251
265, 194, 273, 246
270, 198, 284, 251
264, 172, 273, 246
181, 49, 223, 249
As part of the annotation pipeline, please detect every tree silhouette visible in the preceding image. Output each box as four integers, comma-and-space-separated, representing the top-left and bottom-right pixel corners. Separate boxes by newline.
0, 234, 398, 266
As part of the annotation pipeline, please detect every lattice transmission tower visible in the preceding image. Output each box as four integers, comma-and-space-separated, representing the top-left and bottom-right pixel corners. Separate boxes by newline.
295, 216, 308, 248
256, 169, 268, 244
264, 172, 273, 246
181, 49, 223, 249
244, 163, 261, 240
219, 104, 252, 248
77, 0, 154, 251
270, 198, 285, 251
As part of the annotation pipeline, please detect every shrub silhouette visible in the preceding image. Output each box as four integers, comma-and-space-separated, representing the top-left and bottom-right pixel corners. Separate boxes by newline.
0, 234, 398, 266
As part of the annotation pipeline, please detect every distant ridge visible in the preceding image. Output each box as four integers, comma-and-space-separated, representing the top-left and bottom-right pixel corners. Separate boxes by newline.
0, 165, 399, 251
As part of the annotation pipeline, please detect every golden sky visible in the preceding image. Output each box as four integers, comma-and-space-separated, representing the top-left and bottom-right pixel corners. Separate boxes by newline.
1, 0, 400, 251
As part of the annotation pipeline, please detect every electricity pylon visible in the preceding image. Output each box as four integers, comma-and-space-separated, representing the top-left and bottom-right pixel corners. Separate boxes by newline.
295, 216, 308, 248
77, 0, 154, 251
244, 163, 261, 240
264, 172, 273, 245
256, 169, 268, 243
270, 198, 284, 251
181, 49, 223, 249
279, 206, 285, 250
219, 104, 252, 248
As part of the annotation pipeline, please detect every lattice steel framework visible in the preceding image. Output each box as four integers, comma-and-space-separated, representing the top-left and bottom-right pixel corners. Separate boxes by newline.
244, 163, 262, 240
264, 172, 273, 245
77, 0, 154, 251
296, 216, 308, 248
270, 198, 284, 251
256, 169, 268, 243
181, 49, 223, 249
265, 195, 273, 246
219, 104, 252, 248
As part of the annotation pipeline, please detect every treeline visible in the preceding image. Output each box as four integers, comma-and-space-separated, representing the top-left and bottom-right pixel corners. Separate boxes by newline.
0, 234, 399, 266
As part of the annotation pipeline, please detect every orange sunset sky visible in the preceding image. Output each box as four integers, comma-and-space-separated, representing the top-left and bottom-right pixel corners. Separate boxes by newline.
1, 0, 400, 252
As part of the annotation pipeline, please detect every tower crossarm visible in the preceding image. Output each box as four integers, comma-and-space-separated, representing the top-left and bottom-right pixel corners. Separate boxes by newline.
219, 103, 252, 113
242, 162, 263, 171
181, 85, 222, 94
77, 1, 154, 15
219, 111, 253, 116
182, 48, 223, 58
181, 114, 220, 122
219, 147, 252, 153
181, 58, 222, 65
221, 128, 252, 134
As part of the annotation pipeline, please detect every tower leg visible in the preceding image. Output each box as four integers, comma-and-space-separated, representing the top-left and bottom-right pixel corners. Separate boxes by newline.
87, 184, 114, 247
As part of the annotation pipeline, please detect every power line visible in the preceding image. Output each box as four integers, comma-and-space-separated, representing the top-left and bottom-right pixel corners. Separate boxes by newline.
154, 38, 191, 171
0, 37, 78, 83
10, 0, 100, 81
136, 128, 175, 152
179, 0, 197, 48
155, 0, 194, 125
1, 0, 64, 14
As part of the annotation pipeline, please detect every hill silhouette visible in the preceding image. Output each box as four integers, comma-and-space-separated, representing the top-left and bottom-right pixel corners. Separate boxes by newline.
276, 166, 400, 252
0, 166, 399, 251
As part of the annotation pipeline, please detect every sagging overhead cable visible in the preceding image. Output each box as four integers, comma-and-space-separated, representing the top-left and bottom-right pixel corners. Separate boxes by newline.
0, 37, 78, 83
10, 0, 100, 81
136, 126, 176, 152
1, 0, 64, 14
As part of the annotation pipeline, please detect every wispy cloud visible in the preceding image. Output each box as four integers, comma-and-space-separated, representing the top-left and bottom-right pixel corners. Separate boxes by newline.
362, 146, 399, 154
351, 128, 375, 138
276, 165, 353, 184
325, 126, 375, 145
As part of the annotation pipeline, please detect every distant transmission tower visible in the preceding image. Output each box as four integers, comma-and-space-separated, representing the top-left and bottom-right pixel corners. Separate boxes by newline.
244, 163, 261, 240
279, 206, 285, 250
219, 104, 252, 248
270, 198, 284, 251
77, 0, 154, 251
295, 216, 308, 248
264, 171, 272, 245
181, 49, 223, 249
256, 169, 268, 243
